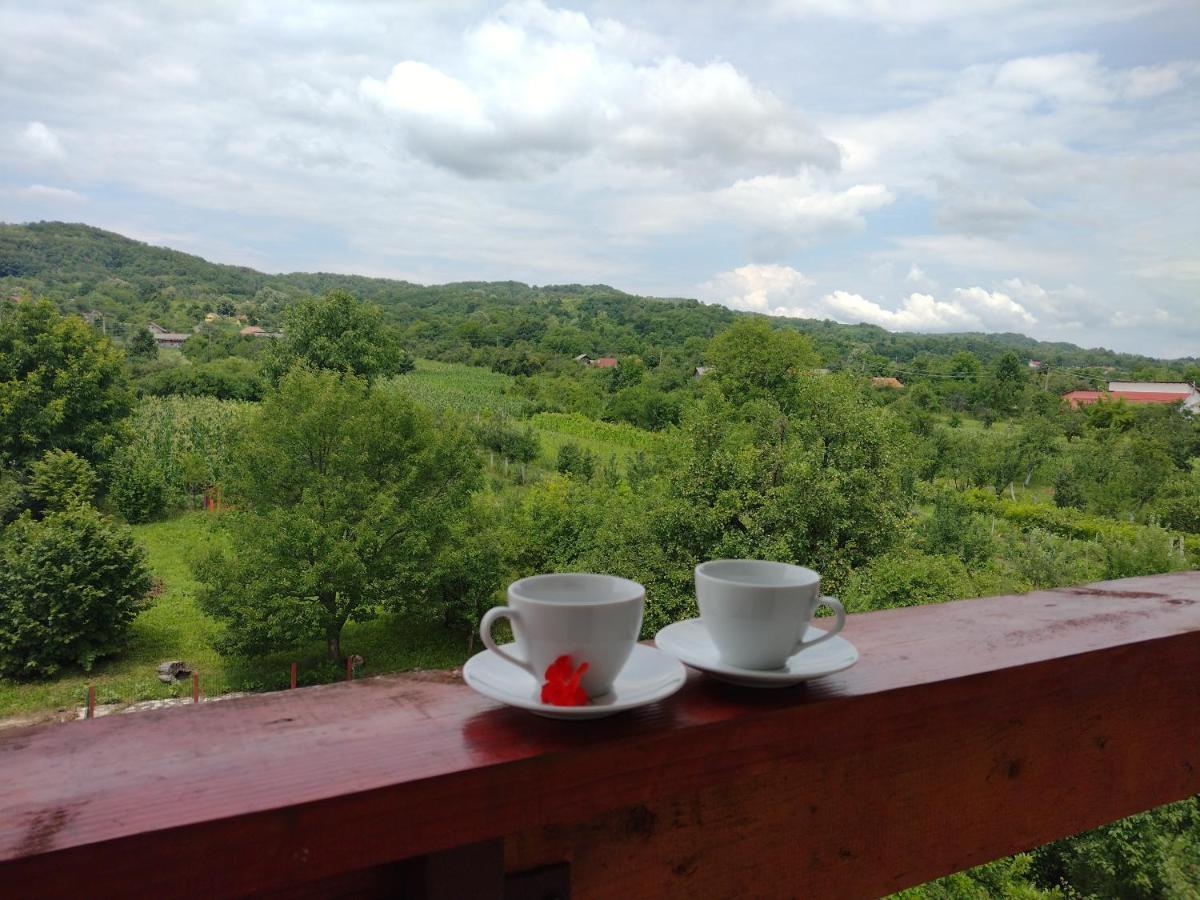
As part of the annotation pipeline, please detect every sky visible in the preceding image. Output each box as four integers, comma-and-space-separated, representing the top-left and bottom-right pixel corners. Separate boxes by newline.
1, 1, 1198, 358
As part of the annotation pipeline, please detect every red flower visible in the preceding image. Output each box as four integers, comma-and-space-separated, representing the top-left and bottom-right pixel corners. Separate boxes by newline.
541, 655, 590, 706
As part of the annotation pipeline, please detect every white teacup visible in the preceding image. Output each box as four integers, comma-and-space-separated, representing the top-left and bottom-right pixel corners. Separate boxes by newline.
480, 573, 645, 699
695, 560, 846, 670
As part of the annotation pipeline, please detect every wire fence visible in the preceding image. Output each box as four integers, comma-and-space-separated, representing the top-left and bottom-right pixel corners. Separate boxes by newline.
80, 658, 362, 720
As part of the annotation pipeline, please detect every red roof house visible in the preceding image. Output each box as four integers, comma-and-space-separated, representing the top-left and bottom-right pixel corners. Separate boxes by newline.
592, 357, 618, 368
1063, 387, 1196, 409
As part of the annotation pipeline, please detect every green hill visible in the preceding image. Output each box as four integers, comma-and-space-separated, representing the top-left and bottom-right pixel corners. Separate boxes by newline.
1, 221, 1192, 372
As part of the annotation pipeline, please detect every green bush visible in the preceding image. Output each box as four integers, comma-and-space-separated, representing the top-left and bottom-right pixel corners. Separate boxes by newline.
137, 356, 265, 401
107, 453, 170, 522
0, 506, 151, 678
28, 449, 97, 511
1101, 526, 1183, 580
473, 416, 539, 462
556, 442, 596, 480
843, 550, 972, 612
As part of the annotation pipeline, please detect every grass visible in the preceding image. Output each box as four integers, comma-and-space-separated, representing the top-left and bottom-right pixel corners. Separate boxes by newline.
0, 512, 473, 720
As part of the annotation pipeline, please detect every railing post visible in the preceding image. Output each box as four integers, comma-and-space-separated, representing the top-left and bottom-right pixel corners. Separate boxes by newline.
345, 657, 353, 682
86, 685, 95, 720
192, 672, 200, 703
290, 662, 297, 690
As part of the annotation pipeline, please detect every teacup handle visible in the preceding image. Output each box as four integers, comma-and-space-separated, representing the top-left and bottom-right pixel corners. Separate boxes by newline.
793, 596, 846, 653
480, 607, 537, 678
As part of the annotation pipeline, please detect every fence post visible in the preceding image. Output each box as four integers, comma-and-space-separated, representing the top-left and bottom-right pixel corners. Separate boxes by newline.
290, 662, 298, 690
192, 672, 200, 703
86, 685, 95, 720
345, 657, 353, 682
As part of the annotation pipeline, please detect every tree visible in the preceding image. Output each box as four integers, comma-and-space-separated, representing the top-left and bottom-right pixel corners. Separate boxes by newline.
263, 290, 414, 382
1031, 798, 1200, 900
647, 376, 912, 624
195, 368, 480, 662
0, 506, 151, 678
28, 449, 97, 513
706, 319, 819, 409
977, 351, 1027, 417
0, 300, 132, 463
128, 327, 159, 360
427, 496, 507, 653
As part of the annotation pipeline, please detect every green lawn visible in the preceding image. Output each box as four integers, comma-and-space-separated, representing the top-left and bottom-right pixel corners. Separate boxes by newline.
0, 512, 473, 720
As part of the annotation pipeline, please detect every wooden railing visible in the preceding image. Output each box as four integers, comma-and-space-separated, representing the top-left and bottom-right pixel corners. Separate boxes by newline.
2, 572, 1198, 899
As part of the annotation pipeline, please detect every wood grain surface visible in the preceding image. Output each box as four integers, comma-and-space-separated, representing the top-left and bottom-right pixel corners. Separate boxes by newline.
1, 572, 1198, 899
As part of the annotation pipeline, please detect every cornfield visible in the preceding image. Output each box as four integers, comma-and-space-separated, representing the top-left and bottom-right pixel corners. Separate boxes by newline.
106, 397, 251, 521
395, 360, 533, 416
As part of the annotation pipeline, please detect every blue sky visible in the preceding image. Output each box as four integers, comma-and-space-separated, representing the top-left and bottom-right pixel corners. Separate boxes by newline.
1, 0, 1197, 357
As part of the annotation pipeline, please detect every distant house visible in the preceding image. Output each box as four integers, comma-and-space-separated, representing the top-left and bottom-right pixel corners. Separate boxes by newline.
573, 354, 593, 364
871, 376, 905, 389
1064, 382, 1200, 412
1028, 360, 1042, 369
694, 366, 712, 379
591, 357, 618, 369
145, 321, 189, 349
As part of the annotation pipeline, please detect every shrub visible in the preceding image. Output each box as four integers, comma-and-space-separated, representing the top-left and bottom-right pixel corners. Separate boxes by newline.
843, 550, 972, 613
556, 442, 596, 480
1101, 526, 1182, 580
0, 506, 151, 678
28, 449, 97, 511
473, 416, 539, 462
107, 453, 170, 523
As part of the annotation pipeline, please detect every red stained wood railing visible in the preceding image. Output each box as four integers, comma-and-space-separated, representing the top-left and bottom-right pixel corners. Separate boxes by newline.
2, 572, 1199, 899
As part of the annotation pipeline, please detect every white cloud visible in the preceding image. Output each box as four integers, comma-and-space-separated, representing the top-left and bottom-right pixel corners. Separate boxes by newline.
994, 53, 1112, 105
19, 184, 85, 202
359, 1, 838, 179
715, 176, 893, 240
772, 0, 1173, 30
905, 263, 936, 289
817, 287, 1036, 331
697, 264, 816, 314
20, 121, 64, 159
700, 267, 1043, 332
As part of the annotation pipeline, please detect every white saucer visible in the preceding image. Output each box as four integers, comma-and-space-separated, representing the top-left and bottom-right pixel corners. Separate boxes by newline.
462, 642, 688, 720
654, 618, 859, 688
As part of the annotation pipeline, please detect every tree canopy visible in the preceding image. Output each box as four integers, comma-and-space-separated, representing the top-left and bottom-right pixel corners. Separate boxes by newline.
195, 367, 479, 661
0, 300, 132, 463
263, 290, 414, 382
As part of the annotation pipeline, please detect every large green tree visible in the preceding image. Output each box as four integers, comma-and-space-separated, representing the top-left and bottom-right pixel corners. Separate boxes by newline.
705, 319, 820, 409
640, 376, 913, 629
264, 290, 414, 382
0, 300, 132, 463
195, 368, 479, 662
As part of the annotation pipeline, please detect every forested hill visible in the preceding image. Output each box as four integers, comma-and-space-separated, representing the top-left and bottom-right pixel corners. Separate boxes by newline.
0, 221, 1190, 371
